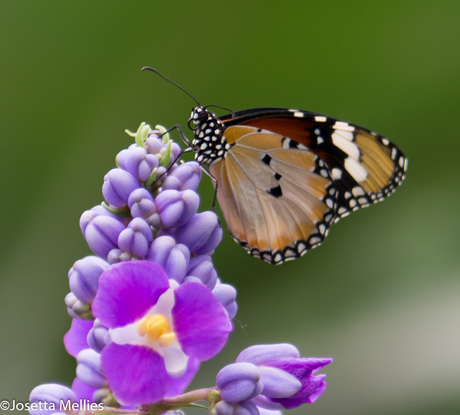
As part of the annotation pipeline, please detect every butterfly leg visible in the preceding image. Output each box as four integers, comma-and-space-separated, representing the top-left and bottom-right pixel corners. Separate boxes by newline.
159, 124, 194, 149
199, 167, 221, 228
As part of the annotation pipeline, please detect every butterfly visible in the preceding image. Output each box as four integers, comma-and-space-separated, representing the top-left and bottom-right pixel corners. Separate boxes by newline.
142, 68, 407, 265
183, 106, 407, 264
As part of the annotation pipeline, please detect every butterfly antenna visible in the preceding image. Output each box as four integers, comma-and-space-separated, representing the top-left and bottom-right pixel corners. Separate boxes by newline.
205, 104, 235, 117
141, 67, 200, 106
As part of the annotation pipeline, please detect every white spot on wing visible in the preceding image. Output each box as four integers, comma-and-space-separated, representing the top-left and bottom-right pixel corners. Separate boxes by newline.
332, 132, 360, 160
315, 116, 327, 122
344, 157, 368, 182
331, 168, 342, 179
333, 122, 355, 132
333, 129, 354, 141
294, 112, 304, 117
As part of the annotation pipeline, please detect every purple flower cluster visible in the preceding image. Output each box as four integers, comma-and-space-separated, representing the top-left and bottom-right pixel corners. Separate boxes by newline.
32, 124, 236, 411
28, 123, 332, 415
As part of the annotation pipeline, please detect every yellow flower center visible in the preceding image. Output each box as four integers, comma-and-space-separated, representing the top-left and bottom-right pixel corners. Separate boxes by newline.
137, 314, 176, 347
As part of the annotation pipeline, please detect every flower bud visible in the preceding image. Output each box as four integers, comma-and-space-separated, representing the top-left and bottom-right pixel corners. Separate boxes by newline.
29, 383, 76, 415
128, 188, 160, 227
117, 146, 159, 182
217, 362, 262, 402
215, 400, 259, 415
146, 236, 190, 283
87, 319, 110, 354
117, 218, 153, 258
76, 349, 107, 389
236, 344, 332, 410
79, 205, 127, 236
65, 292, 93, 320
175, 212, 222, 255
155, 189, 200, 228
68, 256, 109, 304
162, 162, 202, 191
145, 132, 163, 155
184, 255, 217, 289
107, 249, 134, 264
212, 283, 238, 320
82, 214, 126, 258
102, 168, 140, 208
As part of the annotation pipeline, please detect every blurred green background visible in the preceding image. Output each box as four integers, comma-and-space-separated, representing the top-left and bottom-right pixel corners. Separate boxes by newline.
1, 1, 459, 414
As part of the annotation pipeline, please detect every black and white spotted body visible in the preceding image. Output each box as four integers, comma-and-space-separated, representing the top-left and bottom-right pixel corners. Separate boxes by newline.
189, 106, 231, 165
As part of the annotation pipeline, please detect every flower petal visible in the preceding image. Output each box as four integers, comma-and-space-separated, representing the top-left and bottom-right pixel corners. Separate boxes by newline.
165, 357, 200, 398
64, 319, 93, 358
173, 282, 232, 360
92, 261, 169, 328
101, 343, 168, 405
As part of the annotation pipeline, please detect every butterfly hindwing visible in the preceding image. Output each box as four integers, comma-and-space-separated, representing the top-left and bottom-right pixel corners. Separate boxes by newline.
209, 126, 336, 264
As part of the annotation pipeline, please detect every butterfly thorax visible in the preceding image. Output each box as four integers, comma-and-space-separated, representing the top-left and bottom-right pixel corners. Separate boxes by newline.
189, 106, 231, 165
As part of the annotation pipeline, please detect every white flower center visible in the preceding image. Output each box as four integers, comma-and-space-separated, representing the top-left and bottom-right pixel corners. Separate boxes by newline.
108, 280, 188, 377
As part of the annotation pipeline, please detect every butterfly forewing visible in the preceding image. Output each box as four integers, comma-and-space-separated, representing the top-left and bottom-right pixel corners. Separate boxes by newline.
209, 126, 336, 264
220, 108, 407, 220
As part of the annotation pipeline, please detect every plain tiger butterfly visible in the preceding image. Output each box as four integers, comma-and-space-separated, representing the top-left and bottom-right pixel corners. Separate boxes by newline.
143, 68, 407, 265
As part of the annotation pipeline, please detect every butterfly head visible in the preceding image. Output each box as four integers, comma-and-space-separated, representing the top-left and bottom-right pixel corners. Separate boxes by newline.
188, 106, 231, 165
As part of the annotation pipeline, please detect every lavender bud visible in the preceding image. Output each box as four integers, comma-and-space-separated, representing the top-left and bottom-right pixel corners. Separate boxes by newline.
82, 214, 126, 258
217, 362, 262, 402
155, 189, 200, 228
145, 133, 163, 155
117, 218, 153, 258
68, 256, 109, 304
146, 236, 190, 283
212, 283, 238, 320
107, 248, 134, 264
128, 188, 160, 227
185, 255, 217, 289
87, 319, 110, 353
102, 168, 140, 208
65, 292, 93, 320
79, 205, 127, 236
117, 146, 159, 182
175, 211, 222, 255
215, 400, 259, 415
76, 349, 107, 389
163, 162, 202, 191
29, 383, 76, 415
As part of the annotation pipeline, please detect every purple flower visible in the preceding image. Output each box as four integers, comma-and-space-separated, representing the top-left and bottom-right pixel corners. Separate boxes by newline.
215, 400, 259, 415
216, 362, 263, 403
128, 188, 160, 227
76, 349, 107, 389
64, 318, 94, 358
29, 384, 76, 415
117, 217, 153, 258
212, 283, 238, 320
71, 377, 97, 402
81, 213, 126, 259
87, 319, 110, 353
155, 189, 200, 228
175, 212, 222, 255
146, 236, 190, 284
102, 168, 140, 208
162, 162, 202, 191
116, 145, 159, 182
236, 344, 332, 410
91, 261, 232, 405
184, 255, 217, 289
68, 256, 109, 304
